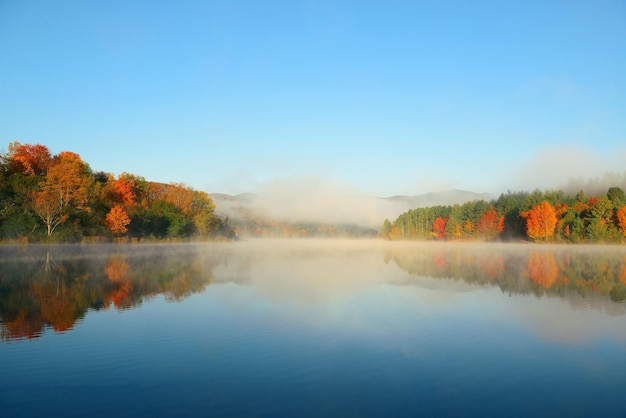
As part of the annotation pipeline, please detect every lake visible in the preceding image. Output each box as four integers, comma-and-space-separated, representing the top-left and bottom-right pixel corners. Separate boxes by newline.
1, 240, 626, 417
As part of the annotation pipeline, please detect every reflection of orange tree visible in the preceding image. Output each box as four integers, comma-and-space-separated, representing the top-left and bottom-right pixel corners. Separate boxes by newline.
104, 255, 133, 309
108, 281, 133, 309
32, 281, 81, 332
527, 252, 560, 289
1, 247, 216, 342
105, 255, 129, 282
0, 309, 43, 340
103, 254, 133, 309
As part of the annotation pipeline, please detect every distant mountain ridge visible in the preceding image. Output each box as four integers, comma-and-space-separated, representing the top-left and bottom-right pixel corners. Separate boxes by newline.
384, 189, 495, 210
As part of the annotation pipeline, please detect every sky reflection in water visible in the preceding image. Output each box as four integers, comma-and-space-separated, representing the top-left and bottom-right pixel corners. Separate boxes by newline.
1, 240, 625, 417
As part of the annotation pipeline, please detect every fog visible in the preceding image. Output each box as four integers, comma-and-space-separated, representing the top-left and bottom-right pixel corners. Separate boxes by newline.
212, 176, 494, 229
213, 176, 410, 228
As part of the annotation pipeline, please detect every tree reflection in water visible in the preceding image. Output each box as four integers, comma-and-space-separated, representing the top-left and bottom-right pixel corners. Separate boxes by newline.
387, 243, 626, 303
0, 245, 215, 341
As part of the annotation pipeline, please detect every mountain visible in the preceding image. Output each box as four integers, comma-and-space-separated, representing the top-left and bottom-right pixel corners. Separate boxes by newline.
384, 189, 495, 210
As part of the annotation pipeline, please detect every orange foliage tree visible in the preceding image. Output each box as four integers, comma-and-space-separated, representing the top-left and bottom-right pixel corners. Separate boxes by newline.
105, 205, 131, 235
41, 152, 91, 209
112, 175, 137, 206
521, 201, 558, 240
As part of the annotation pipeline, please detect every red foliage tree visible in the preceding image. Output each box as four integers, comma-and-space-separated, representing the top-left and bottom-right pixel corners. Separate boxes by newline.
617, 206, 626, 238
476, 208, 504, 240
5, 141, 51, 176
433, 217, 448, 240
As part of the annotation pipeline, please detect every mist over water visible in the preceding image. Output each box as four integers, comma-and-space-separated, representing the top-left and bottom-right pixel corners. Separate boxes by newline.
212, 177, 404, 228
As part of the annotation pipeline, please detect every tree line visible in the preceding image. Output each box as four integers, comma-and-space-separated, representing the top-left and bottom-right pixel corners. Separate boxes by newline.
381, 187, 626, 243
0, 142, 235, 242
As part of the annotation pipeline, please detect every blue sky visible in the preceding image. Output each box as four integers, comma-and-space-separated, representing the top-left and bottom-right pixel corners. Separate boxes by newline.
1, 0, 624, 197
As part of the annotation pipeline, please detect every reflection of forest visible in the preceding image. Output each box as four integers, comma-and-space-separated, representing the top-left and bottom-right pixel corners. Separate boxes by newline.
0, 245, 215, 342
388, 244, 626, 304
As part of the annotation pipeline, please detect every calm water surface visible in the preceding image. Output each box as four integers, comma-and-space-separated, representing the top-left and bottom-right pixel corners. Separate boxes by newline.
1, 240, 626, 417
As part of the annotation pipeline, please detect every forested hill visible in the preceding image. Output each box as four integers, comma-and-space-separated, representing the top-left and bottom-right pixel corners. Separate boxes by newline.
0, 142, 234, 242
382, 188, 626, 243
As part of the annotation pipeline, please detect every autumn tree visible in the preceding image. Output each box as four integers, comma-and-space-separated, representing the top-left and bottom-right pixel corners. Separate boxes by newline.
105, 205, 131, 235
521, 201, 557, 240
32, 152, 93, 236
616, 206, 626, 238
3, 141, 51, 176
112, 175, 137, 206
476, 207, 504, 240
433, 217, 448, 240
41, 152, 91, 209
168, 184, 194, 214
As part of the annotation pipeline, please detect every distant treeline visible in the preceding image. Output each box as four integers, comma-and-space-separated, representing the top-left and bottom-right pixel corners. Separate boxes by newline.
381, 188, 626, 243
0, 142, 235, 242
